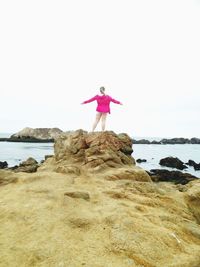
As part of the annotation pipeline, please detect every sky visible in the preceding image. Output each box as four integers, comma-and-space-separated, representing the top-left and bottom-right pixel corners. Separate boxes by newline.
0, 0, 200, 138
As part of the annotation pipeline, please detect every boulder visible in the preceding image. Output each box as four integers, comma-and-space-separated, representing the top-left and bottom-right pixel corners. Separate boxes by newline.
136, 159, 147, 163
11, 127, 63, 140
190, 137, 200, 144
186, 160, 200, 171
14, 157, 39, 173
0, 161, 8, 169
159, 156, 188, 170
149, 169, 198, 185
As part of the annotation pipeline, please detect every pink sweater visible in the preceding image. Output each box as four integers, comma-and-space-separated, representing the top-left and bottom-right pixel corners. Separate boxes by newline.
83, 95, 121, 114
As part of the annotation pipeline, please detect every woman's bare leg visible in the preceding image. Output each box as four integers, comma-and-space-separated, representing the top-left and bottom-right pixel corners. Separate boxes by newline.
92, 113, 102, 131
101, 113, 107, 131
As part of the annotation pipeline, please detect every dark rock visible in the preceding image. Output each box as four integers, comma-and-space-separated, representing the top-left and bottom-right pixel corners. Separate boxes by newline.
160, 138, 190, 144
45, 155, 54, 160
151, 140, 161, 144
132, 139, 151, 144
0, 161, 8, 169
186, 160, 200, 170
136, 159, 147, 163
149, 169, 198, 185
159, 157, 188, 170
190, 138, 200, 144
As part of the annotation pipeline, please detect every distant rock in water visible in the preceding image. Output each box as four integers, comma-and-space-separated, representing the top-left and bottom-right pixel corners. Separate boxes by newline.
159, 156, 188, 170
132, 137, 200, 144
11, 127, 63, 141
186, 160, 200, 171
190, 138, 200, 144
160, 138, 190, 144
132, 139, 151, 144
149, 169, 198, 185
136, 159, 147, 163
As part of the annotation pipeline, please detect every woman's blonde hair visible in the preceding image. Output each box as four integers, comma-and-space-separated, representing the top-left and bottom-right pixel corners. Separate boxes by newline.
100, 87, 105, 94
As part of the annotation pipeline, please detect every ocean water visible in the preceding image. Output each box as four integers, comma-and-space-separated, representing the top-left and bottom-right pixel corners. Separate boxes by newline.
0, 133, 199, 178
133, 144, 200, 178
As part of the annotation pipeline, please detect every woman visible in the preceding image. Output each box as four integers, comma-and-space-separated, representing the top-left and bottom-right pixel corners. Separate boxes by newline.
81, 87, 122, 131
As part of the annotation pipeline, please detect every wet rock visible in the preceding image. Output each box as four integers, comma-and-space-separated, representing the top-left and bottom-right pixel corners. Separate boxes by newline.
190, 138, 200, 144
186, 160, 200, 171
0, 161, 8, 169
159, 157, 188, 170
149, 169, 198, 185
136, 159, 147, 163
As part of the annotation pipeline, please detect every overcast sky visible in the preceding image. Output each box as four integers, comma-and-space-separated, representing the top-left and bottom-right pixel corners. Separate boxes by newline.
0, 0, 200, 138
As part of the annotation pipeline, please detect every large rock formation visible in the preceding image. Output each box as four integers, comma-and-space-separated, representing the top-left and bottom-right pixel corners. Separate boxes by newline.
11, 127, 63, 141
50, 130, 150, 182
1, 130, 200, 267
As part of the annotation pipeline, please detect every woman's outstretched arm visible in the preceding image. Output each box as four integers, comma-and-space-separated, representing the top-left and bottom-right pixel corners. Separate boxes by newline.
110, 97, 122, 105
81, 95, 98, 104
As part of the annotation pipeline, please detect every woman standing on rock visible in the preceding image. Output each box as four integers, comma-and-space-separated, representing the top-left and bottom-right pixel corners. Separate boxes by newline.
81, 87, 122, 131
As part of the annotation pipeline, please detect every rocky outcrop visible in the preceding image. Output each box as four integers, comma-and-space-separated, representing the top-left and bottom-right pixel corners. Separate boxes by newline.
51, 130, 150, 182
10, 127, 63, 141
149, 169, 198, 185
159, 156, 188, 170
1, 130, 200, 267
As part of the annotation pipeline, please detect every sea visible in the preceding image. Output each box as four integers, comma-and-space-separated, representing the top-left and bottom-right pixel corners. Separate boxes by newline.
0, 133, 199, 178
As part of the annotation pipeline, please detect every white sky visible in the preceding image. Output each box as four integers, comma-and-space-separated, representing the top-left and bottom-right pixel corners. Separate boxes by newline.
0, 0, 200, 138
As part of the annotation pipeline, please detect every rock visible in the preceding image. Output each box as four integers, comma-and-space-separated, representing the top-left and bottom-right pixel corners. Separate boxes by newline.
0, 161, 8, 169
11, 127, 63, 140
105, 167, 151, 182
19, 157, 38, 166
55, 165, 80, 175
151, 140, 161, 144
64, 191, 90, 201
54, 130, 135, 170
136, 159, 147, 163
132, 139, 151, 144
185, 182, 200, 223
149, 169, 198, 185
44, 155, 54, 160
159, 156, 188, 170
186, 160, 200, 171
160, 138, 191, 144
0, 170, 18, 185
190, 137, 200, 144
14, 157, 39, 173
